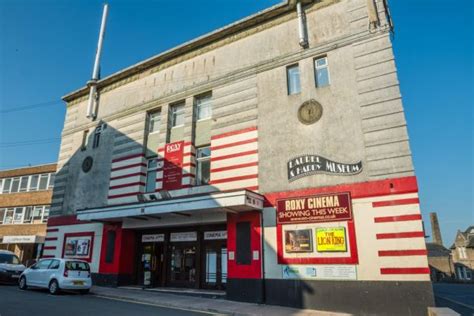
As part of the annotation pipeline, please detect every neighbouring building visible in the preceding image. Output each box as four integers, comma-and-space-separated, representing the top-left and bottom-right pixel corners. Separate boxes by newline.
0, 163, 56, 265
426, 212, 454, 281
451, 226, 474, 282
44, 0, 434, 314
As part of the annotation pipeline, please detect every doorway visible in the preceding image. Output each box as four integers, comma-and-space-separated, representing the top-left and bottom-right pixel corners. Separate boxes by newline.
168, 243, 197, 288
140, 242, 164, 287
202, 241, 227, 290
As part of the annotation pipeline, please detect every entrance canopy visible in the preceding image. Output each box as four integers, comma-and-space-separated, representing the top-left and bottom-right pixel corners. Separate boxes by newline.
77, 189, 264, 222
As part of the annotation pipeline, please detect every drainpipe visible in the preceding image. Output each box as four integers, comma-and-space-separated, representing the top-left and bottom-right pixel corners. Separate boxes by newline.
86, 3, 109, 119
296, 1, 308, 48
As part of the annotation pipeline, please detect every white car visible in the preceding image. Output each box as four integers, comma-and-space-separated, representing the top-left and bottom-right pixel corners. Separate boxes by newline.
18, 258, 92, 295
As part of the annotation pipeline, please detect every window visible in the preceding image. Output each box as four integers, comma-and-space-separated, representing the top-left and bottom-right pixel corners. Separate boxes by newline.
11, 177, 20, 193
196, 147, 211, 185
42, 206, 50, 223
287, 64, 301, 95
458, 247, 467, 259
145, 158, 158, 193
4, 209, 14, 224
29, 175, 39, 191
170, 103, 185, 127
19, 176, 28, 192
236, 221, 251, 265
38, 174, 48, 190
2, 178, 11, 193
23, 206, 33, 224
195, 94, 212, 120
105, 231, 116, 263
314, 56, 330, 87
81, 130, 89, 151
49, 260, 60, 270
48, 173, 55, 189
32, 206, 43, 222
0, 179, 3, 194
37, 260, 52, 270
93, 126, 101, 148
148, 111, 161, 134
13, 207, 24, 224
0, 209, 5, 224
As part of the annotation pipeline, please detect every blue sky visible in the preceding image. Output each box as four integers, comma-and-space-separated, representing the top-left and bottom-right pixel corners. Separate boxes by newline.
0, 0, 472, 244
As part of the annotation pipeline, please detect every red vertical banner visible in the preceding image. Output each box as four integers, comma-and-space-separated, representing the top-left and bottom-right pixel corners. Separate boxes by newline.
163, 141, 184, 190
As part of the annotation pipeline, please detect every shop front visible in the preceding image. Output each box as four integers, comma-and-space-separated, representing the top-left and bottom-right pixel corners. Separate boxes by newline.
137, 226, 227, 290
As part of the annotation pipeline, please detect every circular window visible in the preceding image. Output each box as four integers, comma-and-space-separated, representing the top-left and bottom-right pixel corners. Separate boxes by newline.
82, 156, 93, 173
297, 99, 323, 125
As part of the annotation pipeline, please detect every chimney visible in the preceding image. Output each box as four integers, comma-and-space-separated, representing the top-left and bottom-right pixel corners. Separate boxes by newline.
430, 212, 443, 245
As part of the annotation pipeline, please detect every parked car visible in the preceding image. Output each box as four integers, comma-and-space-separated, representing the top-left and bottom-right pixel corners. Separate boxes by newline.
19, 258, 92, 294
0, 250, 26, 284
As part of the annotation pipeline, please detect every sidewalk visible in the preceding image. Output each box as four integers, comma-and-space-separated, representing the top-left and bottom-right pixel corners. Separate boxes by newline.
91, 286, 351, 316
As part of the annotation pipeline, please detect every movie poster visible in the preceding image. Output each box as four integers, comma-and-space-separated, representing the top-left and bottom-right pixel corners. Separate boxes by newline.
64, 236, 91, 258
316, 227, 347, 252
284, 229, 313, 253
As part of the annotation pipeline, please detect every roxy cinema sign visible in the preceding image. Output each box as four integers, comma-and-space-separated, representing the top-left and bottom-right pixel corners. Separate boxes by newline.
287, 155, 362, 181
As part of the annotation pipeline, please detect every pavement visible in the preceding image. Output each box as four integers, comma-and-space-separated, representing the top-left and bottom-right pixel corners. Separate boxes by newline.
91, 286, 350, 316
433, 283, 474, 316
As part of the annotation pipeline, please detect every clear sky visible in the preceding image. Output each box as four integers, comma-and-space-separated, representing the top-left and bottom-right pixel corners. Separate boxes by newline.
0, 0, 472, 244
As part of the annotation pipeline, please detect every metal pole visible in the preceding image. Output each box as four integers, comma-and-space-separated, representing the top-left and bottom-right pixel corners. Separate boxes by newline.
87, 3, 109, 119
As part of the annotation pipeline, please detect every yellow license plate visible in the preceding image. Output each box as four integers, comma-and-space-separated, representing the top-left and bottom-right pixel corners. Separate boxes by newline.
73, 281, 84, 285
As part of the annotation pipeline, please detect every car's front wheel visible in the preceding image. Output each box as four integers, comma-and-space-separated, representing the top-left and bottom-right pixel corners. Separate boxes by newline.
48, 279, 60, 295
18, 276, 27, 290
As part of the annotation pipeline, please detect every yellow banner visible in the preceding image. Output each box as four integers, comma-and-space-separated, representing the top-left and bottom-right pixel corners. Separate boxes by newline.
316, 227, 347, 252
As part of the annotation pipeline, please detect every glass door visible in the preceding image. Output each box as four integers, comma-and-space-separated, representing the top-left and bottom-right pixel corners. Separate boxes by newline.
203, 242, 227, 290
168, 244, 197, 287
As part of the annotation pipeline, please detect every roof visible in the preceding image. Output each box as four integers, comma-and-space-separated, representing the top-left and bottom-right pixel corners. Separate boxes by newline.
450, 226, 474, 249
62, 0, 321, 103
0, 163, 57, 178
426, 243, 451, 257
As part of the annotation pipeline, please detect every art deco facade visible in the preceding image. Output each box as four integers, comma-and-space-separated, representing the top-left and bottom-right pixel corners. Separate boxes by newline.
44, 1, 433, 314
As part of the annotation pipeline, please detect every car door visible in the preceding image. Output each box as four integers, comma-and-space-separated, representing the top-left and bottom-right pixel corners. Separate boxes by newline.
34, 259, 52, 287
41, 259, 60, 286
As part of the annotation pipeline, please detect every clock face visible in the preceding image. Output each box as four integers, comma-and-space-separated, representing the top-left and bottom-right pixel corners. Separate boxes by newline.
297, 100, 323, 125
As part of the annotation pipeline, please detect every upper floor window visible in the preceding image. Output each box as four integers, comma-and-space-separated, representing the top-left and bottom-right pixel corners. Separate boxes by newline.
0, 205, 50, 225
287, 64, 301, 95
145, 158, 158, 193
196, 146, 211, 186
93, 126, 101, 149
81, 130, 89, 151
314, 56, 330, 88
170, 103, 185, 127
148, 111, 161, 134
458, 247, 467, 259
195, 94, 212, 120
0, 173, 54, 194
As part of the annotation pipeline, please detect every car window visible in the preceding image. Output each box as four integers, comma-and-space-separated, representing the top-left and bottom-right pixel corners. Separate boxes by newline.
49, 260, 60, 270
0, 253, 20, 264
37, 259, 52, 269
65, 261, 90, 271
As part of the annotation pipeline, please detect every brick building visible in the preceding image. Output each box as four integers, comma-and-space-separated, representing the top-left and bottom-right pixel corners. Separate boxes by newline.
43, 0, 434, 314
0, 163, 56, 265
451, 226, 474, 282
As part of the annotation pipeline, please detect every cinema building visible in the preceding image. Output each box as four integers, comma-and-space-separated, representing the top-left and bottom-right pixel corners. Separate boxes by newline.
44, 0, 434, 314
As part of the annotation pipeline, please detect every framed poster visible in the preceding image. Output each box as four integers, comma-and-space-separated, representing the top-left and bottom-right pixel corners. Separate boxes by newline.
284, 229, 313, 253
62, 232, 94, 262
316, 227, 347, 252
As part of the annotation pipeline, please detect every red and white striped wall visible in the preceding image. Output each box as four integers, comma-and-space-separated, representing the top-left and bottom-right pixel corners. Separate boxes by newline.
108, 154, 147, 204
209, 127, 259, 191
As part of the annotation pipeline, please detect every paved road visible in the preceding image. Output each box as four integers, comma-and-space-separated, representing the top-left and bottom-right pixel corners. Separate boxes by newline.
433, 283, 474, 316
0, 285, 220, 316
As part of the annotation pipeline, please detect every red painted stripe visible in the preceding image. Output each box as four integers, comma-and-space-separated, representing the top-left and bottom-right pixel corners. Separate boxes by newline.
372, 198, 419, 208
112, 153, 144, 163
45, 237, 58, 241
374, 214, 422, 223
111, 162, 147, 172
108, 191, 140, 199
378, 249, 427, 257
182, 174, 195, 179
47, 215, 83, 227
211, 150, 258, 162
211, 126, 257, 140
42, 255, 55, 258
110, 172, 146, 181
209, 174, 258, 184
182, 162, 196, 168
109, 182, 145, 190
376, 231, 425, 239
211, 161, 258, 173
158, 148, 164, 153
246, 186, 259, 191
43, 246, 56, 250
46, 228, 59, 233
211, 138, 258, 151
380, 267, 430, 275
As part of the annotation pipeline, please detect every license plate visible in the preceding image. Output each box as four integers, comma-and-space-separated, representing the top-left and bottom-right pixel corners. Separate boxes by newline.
11, 275, 20, 278
73, 281, 84, 285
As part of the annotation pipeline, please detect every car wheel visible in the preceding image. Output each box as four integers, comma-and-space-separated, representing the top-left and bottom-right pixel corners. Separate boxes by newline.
79, 289, 90, 295
49, 279, 60, 295
18, 276, 27, 290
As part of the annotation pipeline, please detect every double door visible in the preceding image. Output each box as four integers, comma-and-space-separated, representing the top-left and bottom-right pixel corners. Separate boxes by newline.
202, 241, 227, 290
